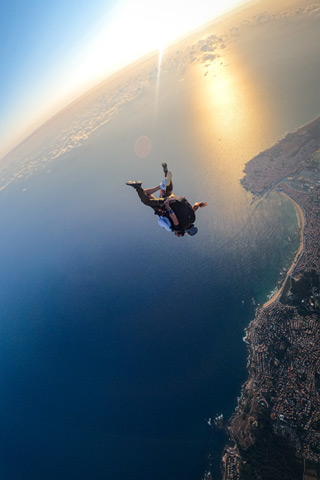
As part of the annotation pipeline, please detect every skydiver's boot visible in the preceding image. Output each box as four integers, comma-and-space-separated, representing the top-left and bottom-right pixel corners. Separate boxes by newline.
126, 181, 142, 189
162, 163, 168, 176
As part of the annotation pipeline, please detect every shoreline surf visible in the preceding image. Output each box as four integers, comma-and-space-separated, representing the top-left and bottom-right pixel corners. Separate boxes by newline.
262, 192, 305, 309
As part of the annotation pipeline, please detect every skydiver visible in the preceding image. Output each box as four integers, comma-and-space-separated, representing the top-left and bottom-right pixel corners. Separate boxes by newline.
126, 163, 207, 236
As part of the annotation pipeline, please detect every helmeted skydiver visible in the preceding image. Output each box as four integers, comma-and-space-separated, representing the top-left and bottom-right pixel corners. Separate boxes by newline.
126, 163, 207, 237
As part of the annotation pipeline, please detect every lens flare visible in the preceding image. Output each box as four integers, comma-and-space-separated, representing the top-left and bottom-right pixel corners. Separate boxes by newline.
134, 135, 152, 158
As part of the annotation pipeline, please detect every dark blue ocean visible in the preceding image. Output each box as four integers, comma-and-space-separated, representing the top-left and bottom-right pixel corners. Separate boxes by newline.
0, 25, 318, 478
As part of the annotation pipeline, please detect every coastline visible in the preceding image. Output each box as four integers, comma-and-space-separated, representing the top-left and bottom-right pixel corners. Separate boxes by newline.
221, 116, 320, 479
262, 192, 305, 308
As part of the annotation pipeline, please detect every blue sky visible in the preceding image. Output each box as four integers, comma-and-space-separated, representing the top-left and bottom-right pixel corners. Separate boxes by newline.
1, 0, 113, 157
0, 0, 248, 158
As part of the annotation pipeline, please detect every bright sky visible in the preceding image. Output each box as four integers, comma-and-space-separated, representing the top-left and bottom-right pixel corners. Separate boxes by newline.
0, 0, 249, 158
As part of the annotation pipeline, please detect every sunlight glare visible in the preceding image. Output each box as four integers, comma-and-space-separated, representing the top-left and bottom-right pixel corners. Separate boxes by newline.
77, 0, 249, 86
153, 47, 163, 122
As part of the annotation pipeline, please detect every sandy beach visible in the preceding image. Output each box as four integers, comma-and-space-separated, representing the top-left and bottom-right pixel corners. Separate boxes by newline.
262, 192, 305, 308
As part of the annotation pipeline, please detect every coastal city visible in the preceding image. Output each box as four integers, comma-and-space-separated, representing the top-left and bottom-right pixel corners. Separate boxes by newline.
221, 117, 320, 480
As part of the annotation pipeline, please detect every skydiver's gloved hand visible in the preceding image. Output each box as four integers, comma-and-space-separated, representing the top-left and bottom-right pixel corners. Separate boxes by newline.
172, 224, 181, 231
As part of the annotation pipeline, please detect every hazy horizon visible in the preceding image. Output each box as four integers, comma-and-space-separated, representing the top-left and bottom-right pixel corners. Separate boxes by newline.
0, 0, 251, 160
1, 0, 318, 167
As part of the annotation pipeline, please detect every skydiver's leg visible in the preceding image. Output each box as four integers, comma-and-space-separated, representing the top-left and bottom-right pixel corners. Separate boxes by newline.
160, 171, 173, 198
144, 185, 161, 196
135, 185, 164, 208
165, 171, 173, 196
144, 177, 173, 199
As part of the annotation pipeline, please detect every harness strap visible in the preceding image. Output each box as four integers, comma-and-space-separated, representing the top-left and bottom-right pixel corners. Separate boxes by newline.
154, 207, 167, 216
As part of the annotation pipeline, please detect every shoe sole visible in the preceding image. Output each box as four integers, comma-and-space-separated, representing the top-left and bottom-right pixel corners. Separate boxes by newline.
162, 163, 168, 173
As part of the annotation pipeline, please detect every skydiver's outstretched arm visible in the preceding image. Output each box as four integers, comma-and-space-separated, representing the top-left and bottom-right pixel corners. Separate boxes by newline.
192, 202, 208, 213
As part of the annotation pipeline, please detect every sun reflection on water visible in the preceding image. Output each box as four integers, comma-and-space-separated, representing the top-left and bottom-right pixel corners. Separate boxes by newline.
194, 59, 274, 168
185, 53, 278, 238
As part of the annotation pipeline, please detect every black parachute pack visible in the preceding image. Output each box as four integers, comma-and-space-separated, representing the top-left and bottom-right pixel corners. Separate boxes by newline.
153, 196, 195, 230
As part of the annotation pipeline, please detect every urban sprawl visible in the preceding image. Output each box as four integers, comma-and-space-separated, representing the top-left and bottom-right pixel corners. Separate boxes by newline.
221, 117, 320, 480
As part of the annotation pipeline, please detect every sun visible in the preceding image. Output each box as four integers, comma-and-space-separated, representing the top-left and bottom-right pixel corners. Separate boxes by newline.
107, 0, 247, 58
76, 0, 249, 88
